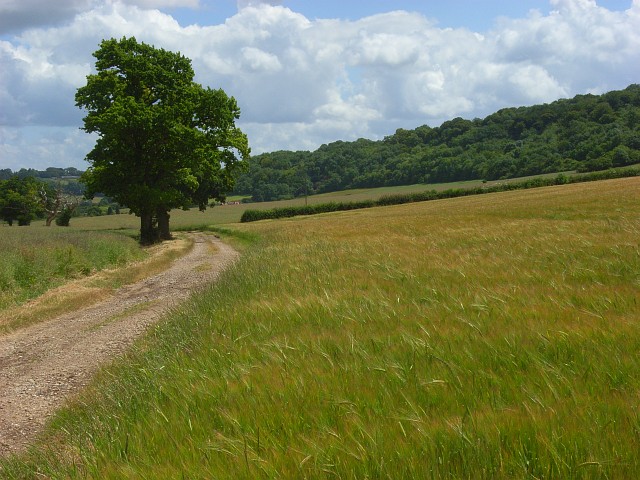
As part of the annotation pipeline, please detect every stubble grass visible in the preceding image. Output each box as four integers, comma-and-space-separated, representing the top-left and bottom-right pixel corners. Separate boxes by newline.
2, 177, 640, 479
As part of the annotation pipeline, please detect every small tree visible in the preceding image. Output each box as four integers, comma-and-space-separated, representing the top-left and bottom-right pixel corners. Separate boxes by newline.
38, 182, 81, 226
76, 37, 250, 244
55, 205, 74, 226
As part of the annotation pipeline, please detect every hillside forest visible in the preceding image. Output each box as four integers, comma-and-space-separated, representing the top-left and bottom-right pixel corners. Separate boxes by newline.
233, 84, 640, 201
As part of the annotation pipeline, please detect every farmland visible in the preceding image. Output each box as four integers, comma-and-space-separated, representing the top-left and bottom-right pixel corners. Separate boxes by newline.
64, 170, 611, 230
1, 176, 639, 478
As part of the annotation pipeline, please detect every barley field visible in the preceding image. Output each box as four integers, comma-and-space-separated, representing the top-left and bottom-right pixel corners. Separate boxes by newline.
2, 177, 640, 479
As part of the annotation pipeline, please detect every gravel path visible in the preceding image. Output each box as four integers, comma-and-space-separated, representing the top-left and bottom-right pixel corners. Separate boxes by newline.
0, 233, 238, 456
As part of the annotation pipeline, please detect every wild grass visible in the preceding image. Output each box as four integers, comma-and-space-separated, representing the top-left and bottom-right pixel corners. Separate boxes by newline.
3, 177, 640, 478
0, 227, 145, 313
0, 234, 192, 333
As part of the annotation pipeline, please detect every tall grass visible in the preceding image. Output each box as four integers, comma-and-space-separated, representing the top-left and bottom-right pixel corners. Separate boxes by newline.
3, 177, 640, 478
0, 227, 145, 311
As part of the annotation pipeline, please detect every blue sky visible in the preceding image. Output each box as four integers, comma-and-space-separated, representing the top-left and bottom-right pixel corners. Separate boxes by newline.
0, 0, 639, 170
167, 1, 631, 30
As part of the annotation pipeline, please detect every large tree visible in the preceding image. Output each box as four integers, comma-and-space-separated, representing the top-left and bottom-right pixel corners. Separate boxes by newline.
76, 37, 250, 244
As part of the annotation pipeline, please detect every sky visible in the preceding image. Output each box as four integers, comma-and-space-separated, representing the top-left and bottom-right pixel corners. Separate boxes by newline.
0, 0, 639, 171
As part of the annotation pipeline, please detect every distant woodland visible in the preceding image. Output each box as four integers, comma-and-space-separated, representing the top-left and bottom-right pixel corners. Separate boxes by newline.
0, 167, 85, 196
0, 168, 119, 224
233, 84, 640, 201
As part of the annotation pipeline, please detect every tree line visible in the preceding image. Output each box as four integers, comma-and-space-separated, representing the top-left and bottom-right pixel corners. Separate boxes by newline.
0, 172, 127, 226
0, 167, 86, 196
0, 176, 78, 226
233, 84, 640, 202
0, 166, 82, 180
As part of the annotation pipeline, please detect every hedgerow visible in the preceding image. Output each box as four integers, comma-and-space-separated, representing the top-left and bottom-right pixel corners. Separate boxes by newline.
240, 167, 640, 222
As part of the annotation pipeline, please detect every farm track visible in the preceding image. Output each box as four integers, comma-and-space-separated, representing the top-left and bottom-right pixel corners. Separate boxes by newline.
0, 233, 238, 456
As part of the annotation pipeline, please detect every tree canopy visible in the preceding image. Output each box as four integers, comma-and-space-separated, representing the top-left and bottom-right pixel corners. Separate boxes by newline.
0, 176, 46, 226
76, 37, 249, 243
0, 176, 80, 227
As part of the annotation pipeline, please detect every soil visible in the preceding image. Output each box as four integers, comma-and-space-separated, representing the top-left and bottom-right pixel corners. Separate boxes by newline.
0, 233, 238, 456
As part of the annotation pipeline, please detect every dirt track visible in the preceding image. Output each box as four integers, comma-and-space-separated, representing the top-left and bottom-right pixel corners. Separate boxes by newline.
0, 233, 238, 456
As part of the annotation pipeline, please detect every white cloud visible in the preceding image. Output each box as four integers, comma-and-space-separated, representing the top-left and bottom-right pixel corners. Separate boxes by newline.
0, 0, 199, 34
0, 126, 95, 170
237, 0, 282, 11
507, 65, 567, 102
122, 0, 199, 8
0, 0, 639, 169
353, 33, 420, 67
240, 46, 282, 72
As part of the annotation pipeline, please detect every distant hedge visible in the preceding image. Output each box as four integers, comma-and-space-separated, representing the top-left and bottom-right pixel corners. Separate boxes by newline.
240, 167, 640, 223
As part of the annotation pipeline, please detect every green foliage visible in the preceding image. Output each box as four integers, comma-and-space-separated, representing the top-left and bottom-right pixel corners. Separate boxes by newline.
85, 206, 103, 217
76, 36, 249, 244
240, 200, 376, 222
241, 167, 640, 222
55, 206, 74, 226
1, 166, 82, 180
235, 84, 640, 200
0, 176, 45, 226
1, 168, 85, 196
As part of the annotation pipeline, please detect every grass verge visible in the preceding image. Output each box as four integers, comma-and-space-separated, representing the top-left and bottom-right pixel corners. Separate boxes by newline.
2, 177, 640, 478
0, 234, 193, 334
0, 228, 145, 311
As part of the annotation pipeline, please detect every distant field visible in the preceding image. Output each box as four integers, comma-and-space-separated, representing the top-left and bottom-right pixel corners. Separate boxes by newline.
5, 177, 640, 478
68, 170, 580, 230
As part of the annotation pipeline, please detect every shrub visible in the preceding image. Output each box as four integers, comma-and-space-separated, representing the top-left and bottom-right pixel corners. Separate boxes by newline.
56, 206, 74, 226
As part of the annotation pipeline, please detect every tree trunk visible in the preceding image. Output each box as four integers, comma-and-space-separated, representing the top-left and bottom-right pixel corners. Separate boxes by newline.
157, 209, 172, 240
140, 211, 159, 245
